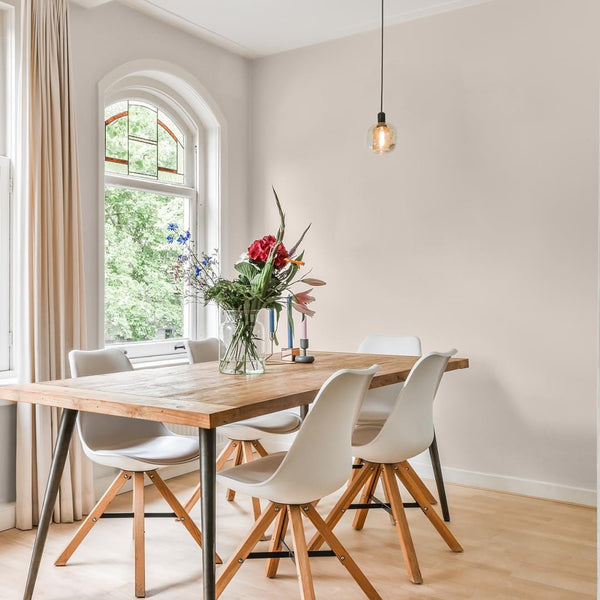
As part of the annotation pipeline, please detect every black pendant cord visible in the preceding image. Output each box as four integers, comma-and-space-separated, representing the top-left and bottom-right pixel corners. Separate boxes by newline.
380, 0, 384, 115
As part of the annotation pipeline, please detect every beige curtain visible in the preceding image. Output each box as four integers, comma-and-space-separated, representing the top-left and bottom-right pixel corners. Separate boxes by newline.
15, 0, 94, 530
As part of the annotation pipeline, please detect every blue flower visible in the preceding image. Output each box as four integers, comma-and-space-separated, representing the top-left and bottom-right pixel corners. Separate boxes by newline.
177, 230, 191, 244
195, 265, 201, 277
167, 223, 178, 231
167, 235, 174, 244
202, 256, 212, 266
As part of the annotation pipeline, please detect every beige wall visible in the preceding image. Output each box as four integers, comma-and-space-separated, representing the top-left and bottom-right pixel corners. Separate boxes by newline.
250, 0, 599, 500
69, 1, 251, 348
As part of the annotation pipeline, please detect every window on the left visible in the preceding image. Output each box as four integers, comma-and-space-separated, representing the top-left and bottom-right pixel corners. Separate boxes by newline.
103, 97, 198, 364
0, 2, 15, 376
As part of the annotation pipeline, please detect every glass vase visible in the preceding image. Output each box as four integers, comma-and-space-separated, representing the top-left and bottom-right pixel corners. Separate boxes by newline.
219, 309, 266, 375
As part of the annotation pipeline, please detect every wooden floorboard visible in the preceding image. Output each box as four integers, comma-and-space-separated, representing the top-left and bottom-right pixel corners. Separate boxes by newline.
0, 472, 595, 599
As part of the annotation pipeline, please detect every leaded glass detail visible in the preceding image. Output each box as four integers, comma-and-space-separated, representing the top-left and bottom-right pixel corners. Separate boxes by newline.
105, 100, 185, 184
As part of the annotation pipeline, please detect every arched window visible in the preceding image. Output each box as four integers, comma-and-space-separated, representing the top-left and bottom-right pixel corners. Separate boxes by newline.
103, 94, 199, 362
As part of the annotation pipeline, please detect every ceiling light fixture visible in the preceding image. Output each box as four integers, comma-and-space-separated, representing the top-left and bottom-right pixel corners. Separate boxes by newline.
368, 0, 396, 154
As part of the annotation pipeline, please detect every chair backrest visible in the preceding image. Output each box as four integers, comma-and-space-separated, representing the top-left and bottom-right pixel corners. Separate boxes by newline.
264, 365, 379, 504
186, 338, 221, 364
356, 350, 456, 463
357, 334, 422, 409
69, 349, 169, 450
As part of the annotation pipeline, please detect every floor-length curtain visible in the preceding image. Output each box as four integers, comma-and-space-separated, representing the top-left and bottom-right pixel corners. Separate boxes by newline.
15, 0, 94, 530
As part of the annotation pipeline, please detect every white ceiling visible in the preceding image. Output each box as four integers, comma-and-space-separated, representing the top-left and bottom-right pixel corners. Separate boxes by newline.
113, 0, 490, 58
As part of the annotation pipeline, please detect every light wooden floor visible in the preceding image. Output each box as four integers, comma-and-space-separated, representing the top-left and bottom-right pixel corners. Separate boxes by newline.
0, 471, 595, 599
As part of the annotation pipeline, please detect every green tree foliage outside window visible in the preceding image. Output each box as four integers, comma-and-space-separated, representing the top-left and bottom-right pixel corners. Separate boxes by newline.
104, 186, 184, 343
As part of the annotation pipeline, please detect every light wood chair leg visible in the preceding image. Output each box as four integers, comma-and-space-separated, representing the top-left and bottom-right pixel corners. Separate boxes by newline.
147, 470, 222, 564
252, 439, 269, 457
265, 505, 289, 578
133, 472, 146, 598
226, 441, 244, 502
381, 476, 396, 525
381, 464, 423, 584
216, 502, 280, 598
242, 442, 263, 521
396, 462, 462, 552
401, 461, 437, 505
184, 440, 238, 514
288, 505, 316, 600
302, 504, 383, 600
308, 461, 374, 551
55, 470, 132, 566
347, 457, 364, 487
352, 465, 381, 531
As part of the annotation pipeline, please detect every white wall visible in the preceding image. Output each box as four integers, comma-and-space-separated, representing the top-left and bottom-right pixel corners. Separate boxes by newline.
69, 1, 252, 348
250, 0, 599, 502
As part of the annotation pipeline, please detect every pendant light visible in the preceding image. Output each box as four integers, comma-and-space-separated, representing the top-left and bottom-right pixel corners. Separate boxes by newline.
368, 0, 396, 154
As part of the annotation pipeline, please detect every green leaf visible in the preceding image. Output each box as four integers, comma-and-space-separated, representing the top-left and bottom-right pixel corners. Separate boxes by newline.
234, 261, 260, 280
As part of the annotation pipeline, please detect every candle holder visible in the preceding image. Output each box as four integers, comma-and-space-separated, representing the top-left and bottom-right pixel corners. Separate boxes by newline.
295, 338, 314, 363
281, 347, 300, 362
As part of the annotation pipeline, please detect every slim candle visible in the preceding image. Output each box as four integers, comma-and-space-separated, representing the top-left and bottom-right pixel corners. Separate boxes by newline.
301, 315, 307, 339
287, 296, 293, 348
269, 309, 275, 334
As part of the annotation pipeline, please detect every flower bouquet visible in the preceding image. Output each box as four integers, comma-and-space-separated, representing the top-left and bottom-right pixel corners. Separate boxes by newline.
168, 189, 325, 374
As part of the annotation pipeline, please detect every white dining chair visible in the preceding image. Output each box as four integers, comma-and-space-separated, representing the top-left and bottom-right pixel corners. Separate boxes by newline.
184, 338, 303, 520
356, 334, 451, 522
215, 364, 382, 600
55, 348, 220, 599
309, 351, 463, 585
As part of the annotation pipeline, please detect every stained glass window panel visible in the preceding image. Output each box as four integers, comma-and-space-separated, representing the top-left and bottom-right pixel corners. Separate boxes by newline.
129, 139, 158, 178
129, 102, 157, 142
104, 100, 186, 183
158, 126, 177, 171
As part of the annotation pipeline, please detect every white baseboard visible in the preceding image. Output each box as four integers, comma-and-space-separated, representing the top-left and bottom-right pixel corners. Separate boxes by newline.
409, 460, 597, 507
263, 437, 596, 507
0, 501, 15, 532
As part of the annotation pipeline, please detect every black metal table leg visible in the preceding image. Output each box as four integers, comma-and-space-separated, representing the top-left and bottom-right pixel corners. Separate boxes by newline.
23, 408, 79, 600
429, 432, 450, 522
199, 428, 216, 600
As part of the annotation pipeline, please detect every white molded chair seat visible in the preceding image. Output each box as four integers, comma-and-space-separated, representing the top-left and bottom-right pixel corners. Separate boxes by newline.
215, 365, 382, 600
220, 412, 302, 441
85, 432, 200, 471
356, 334, 421, 425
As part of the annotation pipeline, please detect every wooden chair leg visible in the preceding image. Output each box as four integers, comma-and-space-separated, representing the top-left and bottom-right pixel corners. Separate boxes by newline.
133, 472, 146, 598
401, 461, 437, 505
381, 476, 396, 525
288, 505, 316, 600
352, 465, 381, 531
147, 471, 222, 564
184, 440, 238, 513
242, 442, 262, 521
347, 457, 364, 487
302, 504, 383, 600
252, 439, 269, 457
308, 461, 374, 551
266, 505, 289, 578
216, 502, 281, 598
55, 470, 132, 566
396, 462, 462, 552
381, 464, 423, 584
226, 441, 244, 502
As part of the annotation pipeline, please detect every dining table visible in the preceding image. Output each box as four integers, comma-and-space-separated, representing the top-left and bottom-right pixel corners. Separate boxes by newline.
0, 350, 469, 600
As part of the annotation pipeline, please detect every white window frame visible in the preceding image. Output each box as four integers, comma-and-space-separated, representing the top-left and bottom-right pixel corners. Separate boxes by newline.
0, 0, 17, 379
101, 86, 206, 364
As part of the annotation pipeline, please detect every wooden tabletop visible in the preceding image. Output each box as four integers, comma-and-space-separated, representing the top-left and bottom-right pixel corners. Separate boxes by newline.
0, 351, 469, 429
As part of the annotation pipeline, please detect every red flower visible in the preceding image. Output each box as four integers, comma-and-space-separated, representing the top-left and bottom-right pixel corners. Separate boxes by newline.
248, 235, 289, 269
